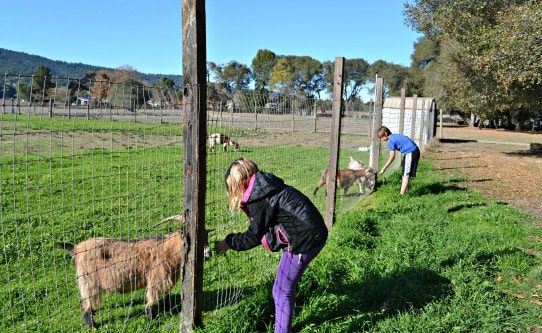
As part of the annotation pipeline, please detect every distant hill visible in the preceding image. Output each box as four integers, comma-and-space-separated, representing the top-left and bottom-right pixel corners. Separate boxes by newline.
0, 48, 182, 87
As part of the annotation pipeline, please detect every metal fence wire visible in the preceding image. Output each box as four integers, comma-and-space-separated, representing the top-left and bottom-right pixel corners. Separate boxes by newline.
1, 73, 433, 332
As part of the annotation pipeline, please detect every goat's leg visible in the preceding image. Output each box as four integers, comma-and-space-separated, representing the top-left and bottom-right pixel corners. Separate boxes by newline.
145, 279, 163, 319
313, 179, 326, 196
78, 282, 98, 328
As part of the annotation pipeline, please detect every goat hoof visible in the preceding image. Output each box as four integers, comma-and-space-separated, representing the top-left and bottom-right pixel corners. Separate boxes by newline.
146, 307, 156, 320
84, 313, 97, 329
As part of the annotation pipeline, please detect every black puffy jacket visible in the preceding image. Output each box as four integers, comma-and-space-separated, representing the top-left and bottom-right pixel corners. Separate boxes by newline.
225, 171, 328, 254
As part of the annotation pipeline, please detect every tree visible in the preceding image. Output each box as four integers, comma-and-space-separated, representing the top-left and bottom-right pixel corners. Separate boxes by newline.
251, 49, 277, 92
404, 0, 542, 130
269, 56, 323, 98
32, 65, 54, 101
368, 60, 410, 96
208, 61, 252, 100
323, 58, 370, 101
0, 84, 17, 99
108, 66, 148, 110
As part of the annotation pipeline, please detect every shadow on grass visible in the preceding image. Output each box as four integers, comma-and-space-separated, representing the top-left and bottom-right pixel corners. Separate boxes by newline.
413, 182, 465, 196
295, 267, 452, 331
447, 202, 487, 213
440, 248, 523, 268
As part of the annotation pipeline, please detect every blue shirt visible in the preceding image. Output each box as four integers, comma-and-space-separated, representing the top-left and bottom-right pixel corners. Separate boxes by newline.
387, 133, 418, 154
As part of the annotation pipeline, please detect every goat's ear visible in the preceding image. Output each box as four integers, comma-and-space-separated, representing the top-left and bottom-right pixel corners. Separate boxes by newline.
349, 156, 354, 161
206, 228, 216, 234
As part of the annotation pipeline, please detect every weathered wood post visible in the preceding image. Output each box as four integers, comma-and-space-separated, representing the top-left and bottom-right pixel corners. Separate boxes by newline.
2, 73, 6, 114
419, 101, 426, 147
181, 0, 207, 331
410, 94, 417, 140
398, 86, 406, 135
395, 85, 406, 169
439, 107, 443, 139
369, 77, 384, 172
324, 57, 345, 229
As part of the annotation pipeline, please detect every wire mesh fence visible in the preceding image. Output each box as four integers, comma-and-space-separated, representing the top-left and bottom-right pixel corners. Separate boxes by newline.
1, 74, 186, 332
1, 74, 377, 332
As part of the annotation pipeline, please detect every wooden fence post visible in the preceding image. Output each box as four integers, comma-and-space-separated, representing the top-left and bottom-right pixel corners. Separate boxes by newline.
410, 94, 417, 140
369, 77, 384, 172
181, 0, 207, 331
324, 57, 344, 230
398, 86, 406, 134
419, 101, 426, 147
439, 107, 443, 139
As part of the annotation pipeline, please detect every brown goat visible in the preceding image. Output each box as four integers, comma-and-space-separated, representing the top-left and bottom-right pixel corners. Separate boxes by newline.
58, 215, 210, 328
313, 167, 376, 196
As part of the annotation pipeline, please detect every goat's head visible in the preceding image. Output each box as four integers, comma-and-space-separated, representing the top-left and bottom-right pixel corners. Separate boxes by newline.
156, 214, 212, 258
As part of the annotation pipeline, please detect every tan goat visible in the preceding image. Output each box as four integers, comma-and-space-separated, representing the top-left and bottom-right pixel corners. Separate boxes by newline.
313, 157, 376, 196
58, 215, 210, 328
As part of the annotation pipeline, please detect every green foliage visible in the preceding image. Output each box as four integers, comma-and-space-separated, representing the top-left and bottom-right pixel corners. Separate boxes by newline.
368, 60, 410, 96
269, 55, 324, 98
251, 49, 277, 92
323, 58, 370, 101
208, 61, 252, 100
405, 0, 542, 129
31, 65, 54, 98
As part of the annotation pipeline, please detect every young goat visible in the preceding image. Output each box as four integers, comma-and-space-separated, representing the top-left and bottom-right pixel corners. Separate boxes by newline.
207, 133, 240, 152
58, 215, 210, 328
313, 157, 376, 196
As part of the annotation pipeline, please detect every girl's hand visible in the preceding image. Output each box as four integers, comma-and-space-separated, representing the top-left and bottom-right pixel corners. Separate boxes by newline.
216, 240, 230, 253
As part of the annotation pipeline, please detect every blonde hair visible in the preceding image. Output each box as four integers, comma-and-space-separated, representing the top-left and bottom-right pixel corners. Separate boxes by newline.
225, 158, 258, 211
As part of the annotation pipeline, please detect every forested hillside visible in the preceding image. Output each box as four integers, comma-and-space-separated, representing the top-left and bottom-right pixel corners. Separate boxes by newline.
0, 48, 181, 86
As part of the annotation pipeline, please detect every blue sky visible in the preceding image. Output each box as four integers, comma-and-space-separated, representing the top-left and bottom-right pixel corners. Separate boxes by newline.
2, 0, 421, 75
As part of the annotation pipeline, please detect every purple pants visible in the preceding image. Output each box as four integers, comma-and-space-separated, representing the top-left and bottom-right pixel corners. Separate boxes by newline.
272, 244, 324, 333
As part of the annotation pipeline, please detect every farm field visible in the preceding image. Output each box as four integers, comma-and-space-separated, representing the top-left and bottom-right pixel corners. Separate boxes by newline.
1, 115, 541, 332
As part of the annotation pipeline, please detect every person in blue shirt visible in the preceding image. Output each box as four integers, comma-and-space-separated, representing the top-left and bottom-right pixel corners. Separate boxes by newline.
377, 126, 420, 196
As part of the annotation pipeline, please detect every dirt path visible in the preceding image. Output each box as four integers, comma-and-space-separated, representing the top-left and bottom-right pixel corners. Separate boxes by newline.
428, 127, 542, 219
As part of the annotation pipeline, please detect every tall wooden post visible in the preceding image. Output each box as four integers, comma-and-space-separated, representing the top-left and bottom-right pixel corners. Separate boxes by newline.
369, 77, 384, 172
324, 57, 344, 229
419, 101, 426, 146
410, 94, 417, 139
398, 86, 406, 134
439, 107, 443, 139
181, 0, 206, 331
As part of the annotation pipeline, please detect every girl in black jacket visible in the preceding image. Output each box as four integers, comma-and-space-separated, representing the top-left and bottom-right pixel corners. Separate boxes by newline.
216, 158, 327, 333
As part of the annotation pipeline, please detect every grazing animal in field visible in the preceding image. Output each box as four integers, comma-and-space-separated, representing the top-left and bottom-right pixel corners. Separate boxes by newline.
313, 157, 376, 196
207, 133, 240, 152
58, 215, 210, 328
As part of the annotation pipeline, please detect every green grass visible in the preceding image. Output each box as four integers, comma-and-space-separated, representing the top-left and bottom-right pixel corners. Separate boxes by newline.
199, 161, 542, 333
2, 115, 541, 332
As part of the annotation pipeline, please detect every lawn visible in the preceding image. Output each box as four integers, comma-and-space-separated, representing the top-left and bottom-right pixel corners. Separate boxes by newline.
1, 115, 540, 332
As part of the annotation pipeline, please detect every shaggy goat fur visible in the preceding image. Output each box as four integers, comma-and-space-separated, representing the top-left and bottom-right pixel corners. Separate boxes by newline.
313, 157, 376, 196
207, 133, 240, 152
58, 216, 209, 328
